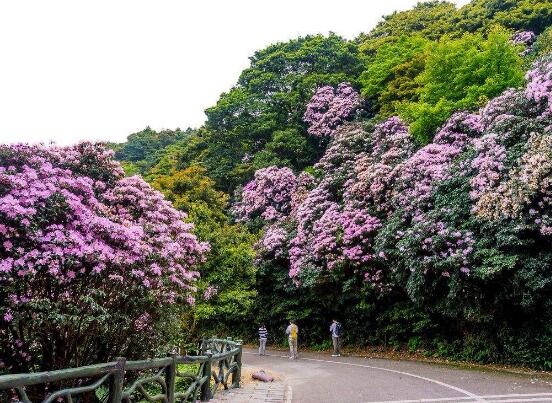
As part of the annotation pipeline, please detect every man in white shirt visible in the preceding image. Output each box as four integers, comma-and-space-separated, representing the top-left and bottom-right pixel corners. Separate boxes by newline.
285, 320, 299, 359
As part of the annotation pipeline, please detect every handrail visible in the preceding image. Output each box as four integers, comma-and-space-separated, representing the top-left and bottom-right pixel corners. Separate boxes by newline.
0, 337, 242, 402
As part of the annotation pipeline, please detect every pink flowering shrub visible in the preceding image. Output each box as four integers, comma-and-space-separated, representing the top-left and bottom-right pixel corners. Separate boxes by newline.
345, 117, 415, 215
303, 82, 360, 137
511, 31, 536, 56
394, 112, 482, 215
233, 166, 297, 222
525, 59, 552, 115
234, 57, 552, 328
0, 143, 208, 372
258, 225, 289, 259
512, 31, 536, 47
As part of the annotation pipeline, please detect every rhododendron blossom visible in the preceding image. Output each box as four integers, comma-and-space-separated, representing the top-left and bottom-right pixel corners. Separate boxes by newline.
233, 57, 552, 302
0, 142, 208, 372
525, 60, 552, 115
233, 166, 297, 222
303, 82, 360, 137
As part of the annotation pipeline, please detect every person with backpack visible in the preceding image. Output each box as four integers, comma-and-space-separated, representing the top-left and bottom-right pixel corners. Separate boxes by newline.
329, 319, 342, 357
285, 320, 299, 359
258, 324, 268, 356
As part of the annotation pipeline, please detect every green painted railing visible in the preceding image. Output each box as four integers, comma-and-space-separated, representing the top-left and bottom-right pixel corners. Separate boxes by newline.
0, 337, 242, 403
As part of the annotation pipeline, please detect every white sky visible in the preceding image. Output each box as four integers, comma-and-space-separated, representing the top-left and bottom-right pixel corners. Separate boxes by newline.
0, 0, 471, 145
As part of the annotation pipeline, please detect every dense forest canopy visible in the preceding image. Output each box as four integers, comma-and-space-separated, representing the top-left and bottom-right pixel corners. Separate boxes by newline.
31, 0, 552, 370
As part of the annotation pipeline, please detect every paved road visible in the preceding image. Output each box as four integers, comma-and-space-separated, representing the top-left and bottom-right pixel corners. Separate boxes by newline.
242, 348, 552, 403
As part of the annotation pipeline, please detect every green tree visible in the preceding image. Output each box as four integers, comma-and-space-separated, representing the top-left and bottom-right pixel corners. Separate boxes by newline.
397, 27, 524, 143
533, 26, 552, 58
360, 35, 429, 115
151, 165, 257, 336
113, 127, 192, 174
454, 0, 552, 35
251, 128, 318, 171
357, 1, 455, 55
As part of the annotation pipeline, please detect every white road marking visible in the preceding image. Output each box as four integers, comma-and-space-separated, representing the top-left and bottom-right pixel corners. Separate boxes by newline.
244, 352, 485, 402
363, 393, 552, 402
489, 398, 552, 403
285, 384, 293, 403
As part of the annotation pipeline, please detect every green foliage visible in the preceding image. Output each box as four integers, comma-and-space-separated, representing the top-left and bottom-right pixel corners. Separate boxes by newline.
360, 36, 429, 115
397, 28, 524, 143
113, 127, 192, 174
150, 165, 257, 337
251, 128, 318, 170
454, 0, 552, 35
533, 26, 552, 58
358, 1, 456, 55
357, 0, 552, 55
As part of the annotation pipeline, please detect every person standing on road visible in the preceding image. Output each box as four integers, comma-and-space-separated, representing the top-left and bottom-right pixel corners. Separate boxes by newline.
286, 320, 299, 359
330, 319, 342, 357
258, 324, 268, 356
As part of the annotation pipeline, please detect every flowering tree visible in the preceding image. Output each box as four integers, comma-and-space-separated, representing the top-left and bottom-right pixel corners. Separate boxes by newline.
231, 57, 552, 366
0, 143, 208, 372
232, 166, 298, 222
303, 82, 361, 137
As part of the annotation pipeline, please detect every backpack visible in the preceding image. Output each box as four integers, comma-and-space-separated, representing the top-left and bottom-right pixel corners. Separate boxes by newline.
335, 322, 343, 337
290, 325, 297, 339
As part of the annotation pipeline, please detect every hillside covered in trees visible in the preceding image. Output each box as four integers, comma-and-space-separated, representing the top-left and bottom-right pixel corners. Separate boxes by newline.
112, 0, 552, 369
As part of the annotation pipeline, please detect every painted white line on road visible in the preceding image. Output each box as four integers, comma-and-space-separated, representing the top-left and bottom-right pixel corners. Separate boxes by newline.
285, 384, 293, 403
489, 398, 552, 403
362, 392, 552, 403
244, 352, 485, 402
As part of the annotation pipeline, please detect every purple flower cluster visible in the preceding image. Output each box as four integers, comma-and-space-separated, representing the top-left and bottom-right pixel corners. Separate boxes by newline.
512, 31, 536, 46
303, 82, 360, 137
526, 60, 552, 115
259, 225, 288, 258
345, 117, 414, 214
0, 142, 208, 369
511, 30, 536, 56
469, 133, 506, 202
395, 112, 482, 215
233, 166, 297, 222
234, 58, 552, 291
400, 214, 475, 279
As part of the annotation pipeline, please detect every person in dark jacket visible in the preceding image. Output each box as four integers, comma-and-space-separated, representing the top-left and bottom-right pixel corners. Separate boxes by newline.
329, 319, 342, 357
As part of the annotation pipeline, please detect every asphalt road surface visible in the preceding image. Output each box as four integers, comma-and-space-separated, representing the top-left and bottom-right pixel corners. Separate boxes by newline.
242, 348, 552, 403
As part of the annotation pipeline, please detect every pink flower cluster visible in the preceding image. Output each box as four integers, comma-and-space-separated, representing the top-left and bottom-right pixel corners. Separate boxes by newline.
471, 58, 552, 229
233, 166, 297, 222
526, 60, 552, 115
395, 112, 482, 215
511, 30, 536, 56
512, 31, 536, 46
345, 117, 415, 214
0, 142, 208, 368
303, 82, 360, 137
402, 214, 475, 278
259, 225, 288, 258
234, 58, 552, 290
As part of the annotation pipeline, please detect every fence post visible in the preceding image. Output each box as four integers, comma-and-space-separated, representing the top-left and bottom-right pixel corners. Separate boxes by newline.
232, 341, 242, 389
108, 357, 125, 403
200, 353, 212, 402
200, 337, 206, 355
166, 353, 177, 403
